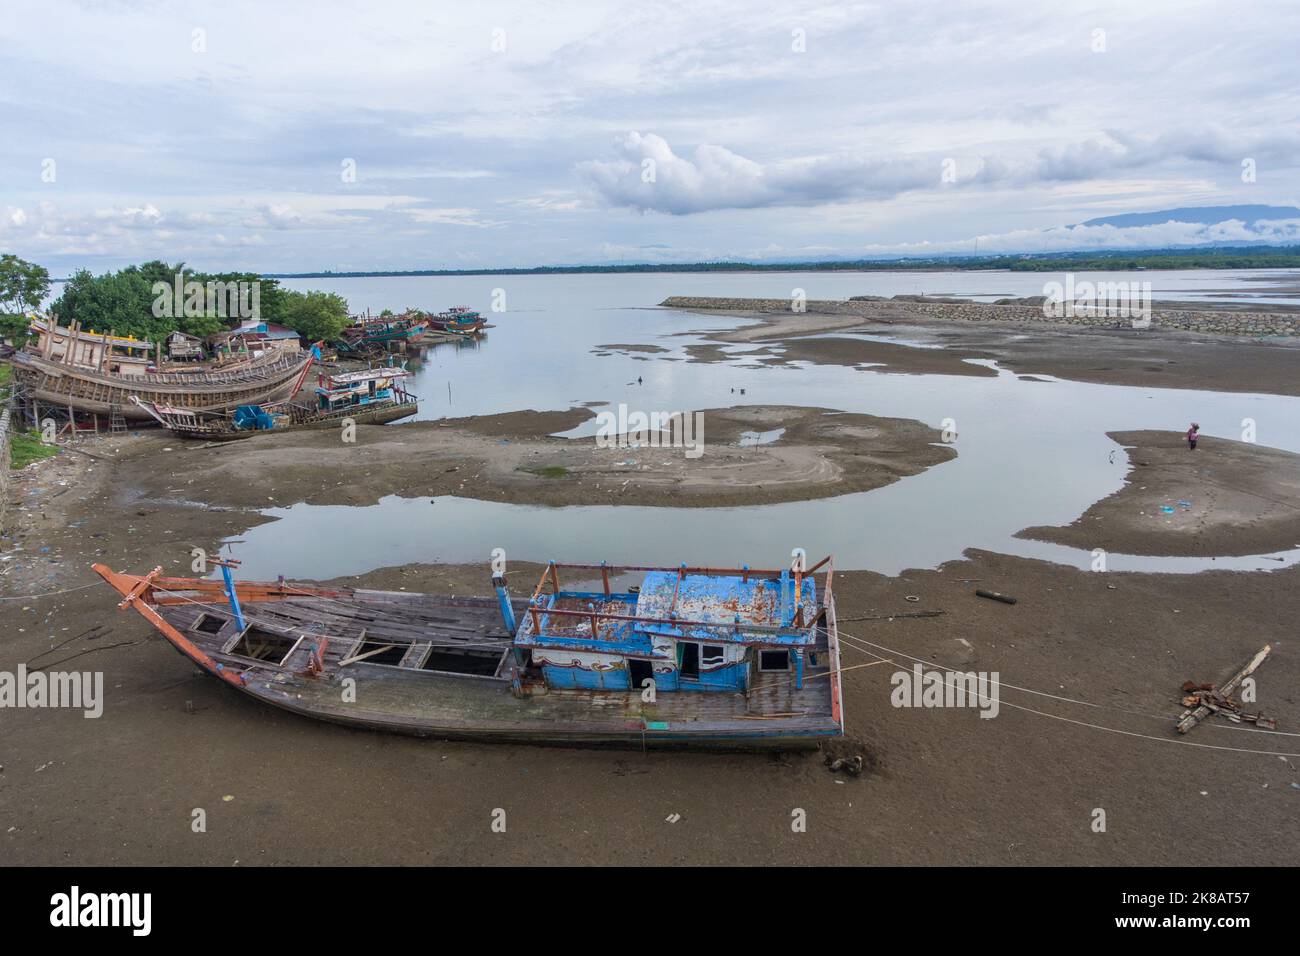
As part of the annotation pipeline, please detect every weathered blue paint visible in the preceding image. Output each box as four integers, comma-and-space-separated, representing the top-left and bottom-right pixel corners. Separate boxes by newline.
492, 575, 517, 634
636, 571, 815, 645
541, 663, 631, 690
220, 563, 246, 631
515, 565, 820, 696
677, 660, 748, 692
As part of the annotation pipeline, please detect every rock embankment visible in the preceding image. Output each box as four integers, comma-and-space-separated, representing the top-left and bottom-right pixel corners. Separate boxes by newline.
660, 295, 1300, 336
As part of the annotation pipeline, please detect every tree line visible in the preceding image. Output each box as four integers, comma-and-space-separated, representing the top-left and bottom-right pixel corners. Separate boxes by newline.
0, 255, 352, 345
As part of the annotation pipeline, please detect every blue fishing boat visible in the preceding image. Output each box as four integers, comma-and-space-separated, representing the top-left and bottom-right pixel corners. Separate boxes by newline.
92, 554, 844, 749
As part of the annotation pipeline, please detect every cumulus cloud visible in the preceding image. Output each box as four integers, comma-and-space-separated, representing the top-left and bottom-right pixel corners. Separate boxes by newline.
4, 1, 1299, 269
578, 132, 936, 215
581, 130, 1300, 216
242, 203, 303, 230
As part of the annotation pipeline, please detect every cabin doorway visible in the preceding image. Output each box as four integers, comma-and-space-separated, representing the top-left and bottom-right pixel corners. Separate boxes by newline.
628, 658, 653, 690
678, 642, 700, 680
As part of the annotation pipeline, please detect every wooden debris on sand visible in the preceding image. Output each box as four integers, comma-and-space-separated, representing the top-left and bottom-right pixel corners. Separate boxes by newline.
1176, 644, 1275, 734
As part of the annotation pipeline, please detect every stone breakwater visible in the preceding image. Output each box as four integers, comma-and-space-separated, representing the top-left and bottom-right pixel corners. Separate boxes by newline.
659, 296, 1300, 337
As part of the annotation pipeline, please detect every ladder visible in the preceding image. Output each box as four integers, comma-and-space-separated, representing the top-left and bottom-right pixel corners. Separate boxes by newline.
109, 403, 127, 434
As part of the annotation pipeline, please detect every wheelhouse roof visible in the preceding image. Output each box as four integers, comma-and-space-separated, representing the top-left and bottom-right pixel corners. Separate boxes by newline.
512, 560, 827, 655
328, 367, 410, 385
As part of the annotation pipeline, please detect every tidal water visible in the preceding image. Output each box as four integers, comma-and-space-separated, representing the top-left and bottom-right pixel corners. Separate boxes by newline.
215, 271, 1300, 579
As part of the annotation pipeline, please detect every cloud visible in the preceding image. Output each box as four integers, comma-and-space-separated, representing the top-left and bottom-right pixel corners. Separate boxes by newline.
398, 206, 498, 227
580, 129, 1300, 216
852, 216, 1300, 258
578, 132, 936, 215
4, 1, 1300, 270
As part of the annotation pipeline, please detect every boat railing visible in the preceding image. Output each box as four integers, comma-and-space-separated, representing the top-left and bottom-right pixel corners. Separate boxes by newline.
520, 557, 833, 644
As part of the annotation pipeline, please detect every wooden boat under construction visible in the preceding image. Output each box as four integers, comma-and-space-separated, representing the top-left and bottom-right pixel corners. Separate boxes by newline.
132, 366, 419, 439
93, 554, 845, 749
9, 321, 317, 421
133, 394, 417, 439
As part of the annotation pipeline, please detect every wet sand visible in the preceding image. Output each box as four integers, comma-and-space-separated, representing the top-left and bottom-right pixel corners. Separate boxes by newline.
1020, 430, 1300, 557
88, 404, 953, 513
669, 302, 1300, 396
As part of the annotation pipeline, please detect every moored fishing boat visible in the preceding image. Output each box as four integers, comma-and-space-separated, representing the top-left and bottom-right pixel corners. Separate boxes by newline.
336, 313, 428, 353
132, 365, 418, 439
427, 306, 486, 334
93, 553, 844, 749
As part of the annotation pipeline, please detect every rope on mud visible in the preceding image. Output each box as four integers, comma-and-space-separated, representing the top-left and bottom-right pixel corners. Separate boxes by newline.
836, 625, 1300, 735
0, 582, 100, 601
27, 641, 146, 671
835, 628, 1300, 756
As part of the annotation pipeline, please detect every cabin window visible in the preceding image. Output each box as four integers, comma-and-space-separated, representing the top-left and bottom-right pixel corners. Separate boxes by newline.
190, 613, 226, 635
758, 649, 791, 672
701, 644, 725, 666
226, 626, 301, 665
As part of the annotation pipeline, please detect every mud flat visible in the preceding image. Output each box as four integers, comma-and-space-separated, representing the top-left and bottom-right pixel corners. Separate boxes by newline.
1019, 430, 1300, 557
4, 312, 1300, 864
4, 450, 1298, 865
1, 419, 1297, 865
97, 404, 953, 514
661, 296, 1300, 396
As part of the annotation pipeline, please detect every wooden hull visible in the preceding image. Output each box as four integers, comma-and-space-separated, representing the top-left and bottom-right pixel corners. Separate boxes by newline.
92, 566, 843, 750
339, 323, 428, 351
10, 348, 315, 420
428, 320, 485, 334
181, 400, 418, 441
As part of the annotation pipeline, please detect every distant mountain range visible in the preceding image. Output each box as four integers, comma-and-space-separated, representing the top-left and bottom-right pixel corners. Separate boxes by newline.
1079, 204, 1300, 229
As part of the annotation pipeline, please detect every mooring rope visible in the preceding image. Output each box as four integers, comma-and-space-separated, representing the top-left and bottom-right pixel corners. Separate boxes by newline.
0, 582, 100, 601
836, 625, 1299, 736
834, 627, 1300, 756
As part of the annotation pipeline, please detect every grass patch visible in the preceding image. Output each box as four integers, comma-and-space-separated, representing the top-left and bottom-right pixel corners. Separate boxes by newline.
519, 465, 569, 479
10, 429, 59, 470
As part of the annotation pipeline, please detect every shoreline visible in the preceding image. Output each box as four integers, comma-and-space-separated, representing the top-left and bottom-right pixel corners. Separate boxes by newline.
4, 294, 1300, 866
659, 296, 1300, 396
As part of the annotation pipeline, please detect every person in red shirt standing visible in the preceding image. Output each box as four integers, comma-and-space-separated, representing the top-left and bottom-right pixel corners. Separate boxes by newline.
1187, 422, 1200, 450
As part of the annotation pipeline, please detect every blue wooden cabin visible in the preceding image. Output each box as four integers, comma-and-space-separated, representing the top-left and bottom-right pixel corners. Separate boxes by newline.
507, 559, 825, 696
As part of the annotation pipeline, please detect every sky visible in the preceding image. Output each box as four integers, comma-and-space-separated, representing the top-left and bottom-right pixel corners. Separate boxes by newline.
1, 0, 1298, 274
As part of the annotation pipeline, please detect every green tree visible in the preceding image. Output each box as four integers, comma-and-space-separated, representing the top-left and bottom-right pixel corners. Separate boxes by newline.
52, 267, 166, 340
0, 253, 52, 344
49, 262, 291, 342
280, 289, 350, 342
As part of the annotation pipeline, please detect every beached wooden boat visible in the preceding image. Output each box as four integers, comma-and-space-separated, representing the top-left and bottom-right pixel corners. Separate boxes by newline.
93, 555, 844, 749
132, 367, 419, 439
9, 319, 317, 421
